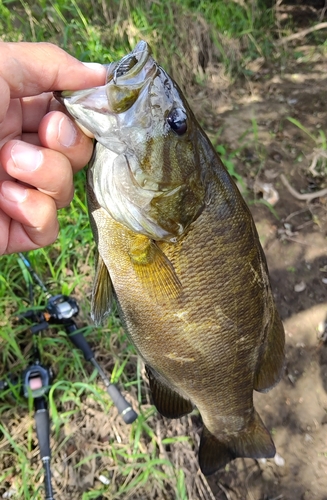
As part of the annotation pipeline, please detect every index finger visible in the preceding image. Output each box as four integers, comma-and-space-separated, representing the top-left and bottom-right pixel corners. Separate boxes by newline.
0, 42, 106, 98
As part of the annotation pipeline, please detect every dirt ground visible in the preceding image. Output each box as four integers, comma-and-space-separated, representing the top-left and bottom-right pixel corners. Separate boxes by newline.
202, 38, 327, 500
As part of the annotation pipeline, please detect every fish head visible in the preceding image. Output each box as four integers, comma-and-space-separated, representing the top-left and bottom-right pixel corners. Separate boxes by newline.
55, 41, 207, 241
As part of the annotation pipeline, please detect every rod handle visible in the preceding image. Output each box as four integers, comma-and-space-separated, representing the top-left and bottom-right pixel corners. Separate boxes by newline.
68, 331, 94, 361
107, 384, 138, 424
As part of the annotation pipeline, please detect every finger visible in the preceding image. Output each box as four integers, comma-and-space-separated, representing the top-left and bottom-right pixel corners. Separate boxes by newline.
0, 42, 106, 99
0, 140, 74, 208
21, 133, 41, 146
0, 95, 49, 149
38, 111, 94, 173
0, 181, 59, 255
21, 94, 52, 132
0, 98, 22, 148
0, 74, 10, 126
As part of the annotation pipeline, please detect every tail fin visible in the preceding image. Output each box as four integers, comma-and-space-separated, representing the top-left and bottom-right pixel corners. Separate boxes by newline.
199, 410, 275, 476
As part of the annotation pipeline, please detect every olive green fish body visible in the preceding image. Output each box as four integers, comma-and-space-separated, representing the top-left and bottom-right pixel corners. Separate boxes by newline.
87, 140, 284, 473
58, 41, 285, 475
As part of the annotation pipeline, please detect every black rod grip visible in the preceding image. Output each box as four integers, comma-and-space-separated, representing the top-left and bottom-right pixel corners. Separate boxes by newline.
43, 458, 55, 500
35, 408, 51, 459
107, 384, 138, 424
69, 332, 94, 361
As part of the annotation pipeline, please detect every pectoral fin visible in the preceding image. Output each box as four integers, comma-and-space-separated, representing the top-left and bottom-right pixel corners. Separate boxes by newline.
91, 252, 114, 325
129, 235, 182, 300
199, 410, 275, 476
146, 365, 193, 418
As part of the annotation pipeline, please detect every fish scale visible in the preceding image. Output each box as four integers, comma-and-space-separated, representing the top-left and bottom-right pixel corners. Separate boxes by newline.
56, 40, 285, 475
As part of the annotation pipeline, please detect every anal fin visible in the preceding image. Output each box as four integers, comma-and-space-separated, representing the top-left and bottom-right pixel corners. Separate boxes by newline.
146, 365, 193, 418
199, 410, 275, 476
129, 235, 182, 300
91, 251, 114, 325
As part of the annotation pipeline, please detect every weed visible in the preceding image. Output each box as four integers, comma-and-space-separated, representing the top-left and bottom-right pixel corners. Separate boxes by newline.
287, 117, 327, 177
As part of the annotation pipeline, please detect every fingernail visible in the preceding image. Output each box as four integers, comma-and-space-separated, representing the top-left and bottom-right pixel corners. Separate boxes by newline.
11, 143, 43, 172
82, 62, 105, 72
1, 181, 27, 202
58, 116, 77, 147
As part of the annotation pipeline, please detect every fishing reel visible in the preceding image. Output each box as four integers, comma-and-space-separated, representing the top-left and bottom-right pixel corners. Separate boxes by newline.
18, 294, 79, 326
0, 363, 53, 398
46, 294, 79, 322
22, 363, 54, 399
0, 362, 54, 399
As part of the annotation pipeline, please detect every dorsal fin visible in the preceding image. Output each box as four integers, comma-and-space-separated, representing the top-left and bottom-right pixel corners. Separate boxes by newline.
91, 251, 114, 325
128, 235, 182, 300
254, 312, 285, 392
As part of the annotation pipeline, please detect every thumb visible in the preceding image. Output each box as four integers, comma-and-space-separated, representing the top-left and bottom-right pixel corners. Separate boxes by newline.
0, 42, 106, 98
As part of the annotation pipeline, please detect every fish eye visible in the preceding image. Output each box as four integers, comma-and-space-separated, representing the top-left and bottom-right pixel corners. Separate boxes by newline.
167, 108, 187, 136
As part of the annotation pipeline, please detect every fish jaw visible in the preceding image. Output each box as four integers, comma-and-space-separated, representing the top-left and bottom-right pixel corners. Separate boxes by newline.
55, 85, 115, 139
54, 41, 158, 151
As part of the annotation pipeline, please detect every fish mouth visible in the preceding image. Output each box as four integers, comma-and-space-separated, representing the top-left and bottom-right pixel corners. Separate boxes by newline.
53, 41, 157, 134
106, 40, 152, 83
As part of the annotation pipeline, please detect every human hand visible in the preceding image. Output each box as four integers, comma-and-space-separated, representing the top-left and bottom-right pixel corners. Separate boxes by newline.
0, 42, 106, 255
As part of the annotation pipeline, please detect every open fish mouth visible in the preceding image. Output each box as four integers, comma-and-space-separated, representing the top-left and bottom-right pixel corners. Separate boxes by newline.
106, 40, 152, 83
53, 41, 157, 128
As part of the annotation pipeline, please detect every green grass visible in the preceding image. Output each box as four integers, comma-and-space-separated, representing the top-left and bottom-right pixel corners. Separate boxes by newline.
1, 0, 281, 86
287, 117, 327, 177
0, 0, 322, 498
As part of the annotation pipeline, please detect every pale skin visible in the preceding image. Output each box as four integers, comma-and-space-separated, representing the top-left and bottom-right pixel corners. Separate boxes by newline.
0, 42, 106, 255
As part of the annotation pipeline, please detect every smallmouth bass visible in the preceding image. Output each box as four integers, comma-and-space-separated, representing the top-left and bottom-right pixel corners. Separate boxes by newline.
56, 41, 285, 475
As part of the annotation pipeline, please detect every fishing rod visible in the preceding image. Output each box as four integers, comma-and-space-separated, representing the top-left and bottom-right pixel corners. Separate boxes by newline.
18, 253, 138, 424
0, 305, 55, 500
0, 253, 137, 500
